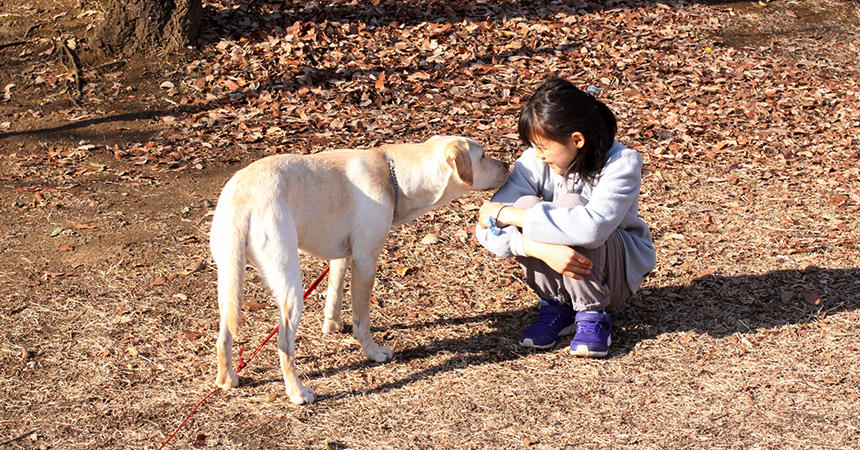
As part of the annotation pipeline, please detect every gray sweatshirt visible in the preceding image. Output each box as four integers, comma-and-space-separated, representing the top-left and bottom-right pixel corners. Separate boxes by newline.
476, 141, 656, 293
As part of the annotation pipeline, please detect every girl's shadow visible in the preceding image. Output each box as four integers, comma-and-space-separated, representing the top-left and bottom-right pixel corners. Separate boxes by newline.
613, 266, 859, 354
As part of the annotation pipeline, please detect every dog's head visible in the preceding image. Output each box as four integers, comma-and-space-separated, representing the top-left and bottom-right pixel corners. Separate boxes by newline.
427, 136, 509, 190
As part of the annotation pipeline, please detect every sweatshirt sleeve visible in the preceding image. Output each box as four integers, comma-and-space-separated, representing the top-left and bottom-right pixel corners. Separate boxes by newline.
474, 150, 545, 258
475, 223, 527, 257
486, 149, 546, 204
521, 149, 642, 249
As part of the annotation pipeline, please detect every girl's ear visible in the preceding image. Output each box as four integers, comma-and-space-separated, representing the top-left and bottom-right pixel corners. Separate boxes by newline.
570, 132, 586, 150
445, 139, 474, 185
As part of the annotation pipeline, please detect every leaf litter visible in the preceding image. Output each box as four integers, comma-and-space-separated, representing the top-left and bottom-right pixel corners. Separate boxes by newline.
0, 0, 859, 448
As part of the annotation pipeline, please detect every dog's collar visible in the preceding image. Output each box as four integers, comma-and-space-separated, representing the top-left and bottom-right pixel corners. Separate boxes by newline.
384, 153, 400, 220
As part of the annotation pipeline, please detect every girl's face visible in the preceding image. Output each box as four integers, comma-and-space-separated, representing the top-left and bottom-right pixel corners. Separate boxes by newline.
531, 132, 585, 175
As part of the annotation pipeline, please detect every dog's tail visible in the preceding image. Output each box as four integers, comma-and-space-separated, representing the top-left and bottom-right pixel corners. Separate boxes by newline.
210, 179, 248, 339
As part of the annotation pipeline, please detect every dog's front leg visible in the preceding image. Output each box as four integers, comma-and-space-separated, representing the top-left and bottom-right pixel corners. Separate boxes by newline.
322, 257, 349, 334
350, 253, 393, 362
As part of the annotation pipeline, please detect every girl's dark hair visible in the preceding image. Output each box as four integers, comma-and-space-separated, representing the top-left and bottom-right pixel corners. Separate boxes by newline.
518, 78, 617, 183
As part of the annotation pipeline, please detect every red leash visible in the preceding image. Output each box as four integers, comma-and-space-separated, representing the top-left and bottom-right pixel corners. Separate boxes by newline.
158, 266, 330, 449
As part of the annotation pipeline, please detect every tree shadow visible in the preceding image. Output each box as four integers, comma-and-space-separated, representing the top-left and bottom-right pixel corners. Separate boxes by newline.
307, 267, 858, 401
0, 105, 209, 141
210, 0, 761, 37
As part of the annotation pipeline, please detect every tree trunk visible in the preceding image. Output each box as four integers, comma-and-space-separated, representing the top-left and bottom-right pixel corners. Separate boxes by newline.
93, 0, 202, 56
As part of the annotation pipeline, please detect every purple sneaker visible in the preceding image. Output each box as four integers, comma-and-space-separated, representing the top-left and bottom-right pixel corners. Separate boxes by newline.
520, 299, 576, 349
569, 310, 612, 357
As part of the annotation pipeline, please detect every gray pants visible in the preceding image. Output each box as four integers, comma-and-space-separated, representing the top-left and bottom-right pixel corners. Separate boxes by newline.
514, 194, 631, 312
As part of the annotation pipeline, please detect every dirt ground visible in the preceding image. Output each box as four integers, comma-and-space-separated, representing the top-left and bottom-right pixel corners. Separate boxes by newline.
1, 0, 859, 448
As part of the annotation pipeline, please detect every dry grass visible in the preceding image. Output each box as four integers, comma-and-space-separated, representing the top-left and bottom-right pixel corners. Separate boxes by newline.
1, 177, 858, 448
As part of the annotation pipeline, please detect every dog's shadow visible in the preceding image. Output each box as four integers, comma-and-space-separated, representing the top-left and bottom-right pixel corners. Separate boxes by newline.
239, 308, 530, 392
246, 267, 860, 401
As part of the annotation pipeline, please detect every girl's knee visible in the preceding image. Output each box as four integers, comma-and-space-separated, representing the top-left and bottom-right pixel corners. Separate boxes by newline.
513, 195, 542, 209
554, 192, 587, 208
513, 194, 587, 209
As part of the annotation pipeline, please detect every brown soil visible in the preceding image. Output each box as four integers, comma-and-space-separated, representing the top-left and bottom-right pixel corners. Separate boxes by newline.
1, 0, 859, 448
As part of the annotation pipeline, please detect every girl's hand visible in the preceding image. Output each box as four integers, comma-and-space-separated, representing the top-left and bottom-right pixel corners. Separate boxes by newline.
522, 236, 593, 279
478, 201, 526, 229
478, 202, 505, 229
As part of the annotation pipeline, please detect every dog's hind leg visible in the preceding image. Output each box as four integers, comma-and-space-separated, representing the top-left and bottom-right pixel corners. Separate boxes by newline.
214, 258, 243, 389
274, 263, 315, 404
322, 257, 349, 333
212, 208, 246, 390
350, 250, 394, 363
250, 221, 315, 404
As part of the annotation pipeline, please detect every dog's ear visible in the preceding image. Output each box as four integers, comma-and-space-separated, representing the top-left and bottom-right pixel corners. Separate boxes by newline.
445, 139, 474, 185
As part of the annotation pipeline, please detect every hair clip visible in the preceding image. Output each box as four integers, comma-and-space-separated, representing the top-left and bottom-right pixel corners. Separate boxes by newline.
586, 85, 601, 97
485, 216, 503, 236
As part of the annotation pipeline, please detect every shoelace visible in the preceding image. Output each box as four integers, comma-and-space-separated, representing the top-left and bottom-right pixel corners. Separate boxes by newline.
535, 305, 568, 328
576, 320, 605, 335
536, 312, 560, 327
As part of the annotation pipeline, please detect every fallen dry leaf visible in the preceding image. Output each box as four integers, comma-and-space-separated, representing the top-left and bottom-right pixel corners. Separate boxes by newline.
183, 260, 206, 275
179, 330, 201, 340
242, 300, 267, 312
801, 290, 822, 306
696, 267, 717, 278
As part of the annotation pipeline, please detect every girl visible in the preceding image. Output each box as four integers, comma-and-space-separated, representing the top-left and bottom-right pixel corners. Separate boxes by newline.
476, 78, 656, 357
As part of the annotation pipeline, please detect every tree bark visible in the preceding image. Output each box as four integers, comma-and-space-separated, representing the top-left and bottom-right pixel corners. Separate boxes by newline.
93, 0, 202, 56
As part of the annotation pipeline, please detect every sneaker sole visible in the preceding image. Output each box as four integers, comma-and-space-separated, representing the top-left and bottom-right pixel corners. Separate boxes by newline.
569, 336, 611, 358
519, 324, 576, 350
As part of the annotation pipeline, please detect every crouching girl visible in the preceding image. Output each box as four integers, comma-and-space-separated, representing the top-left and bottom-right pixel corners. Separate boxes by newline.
476, 78, 656, 357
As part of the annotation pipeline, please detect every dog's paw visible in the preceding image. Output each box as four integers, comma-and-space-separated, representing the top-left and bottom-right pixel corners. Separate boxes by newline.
215, 371, 239, 389
287, 385, 316, 405
366, 345, 393, 363
321, 317, 342, 334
